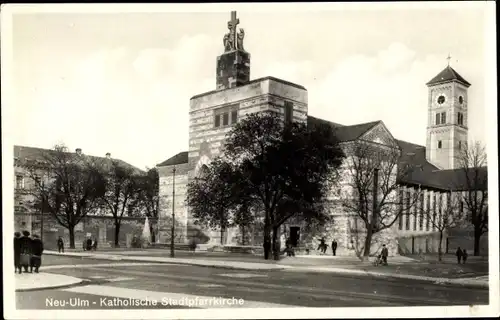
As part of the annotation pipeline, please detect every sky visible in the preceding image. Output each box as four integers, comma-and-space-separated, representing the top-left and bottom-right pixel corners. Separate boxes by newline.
3, 2, 495, 170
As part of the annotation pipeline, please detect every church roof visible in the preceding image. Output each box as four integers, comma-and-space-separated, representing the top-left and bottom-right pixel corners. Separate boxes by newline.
307, 116, 379, 142
14, 145, 142, 173
157, 151, 189, 167
426, 66, 471, 87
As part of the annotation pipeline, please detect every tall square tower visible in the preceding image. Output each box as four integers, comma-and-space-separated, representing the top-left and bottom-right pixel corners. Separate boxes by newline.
425, 64, 471, 170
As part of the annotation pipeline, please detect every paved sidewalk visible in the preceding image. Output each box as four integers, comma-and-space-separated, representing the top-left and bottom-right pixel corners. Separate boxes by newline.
44, 250, 289, 271
44, 250, 489, 287
15, 272, 84, 292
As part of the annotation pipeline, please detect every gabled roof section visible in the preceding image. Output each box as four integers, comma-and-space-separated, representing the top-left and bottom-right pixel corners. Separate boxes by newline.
426, 66, 471, 87
157, 151, 189, 167
335, 121, 381, 142
13, 145, 142, 174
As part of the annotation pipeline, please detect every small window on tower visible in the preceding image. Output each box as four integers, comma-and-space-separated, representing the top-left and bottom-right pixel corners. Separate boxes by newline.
441, 112, 446, 124
214, 114, 221, 128
435, 113, 440, 125
458, 141, 462, 150
438, 140, 442, 149
459, 96, 464, 104
458, 112, 464, 125
231, 110, 238, 124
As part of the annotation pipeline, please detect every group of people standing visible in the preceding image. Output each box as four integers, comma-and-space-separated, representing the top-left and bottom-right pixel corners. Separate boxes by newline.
14, 230, 44, 274
456, 247, 469, 264
317, 238, 338, 256
83, 236, 98, 251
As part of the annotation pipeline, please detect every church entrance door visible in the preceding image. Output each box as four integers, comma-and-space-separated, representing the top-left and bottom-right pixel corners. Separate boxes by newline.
290, 227, 300, 247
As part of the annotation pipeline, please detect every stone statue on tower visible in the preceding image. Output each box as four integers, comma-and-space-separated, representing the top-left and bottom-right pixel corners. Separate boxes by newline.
223, 11, 245, 52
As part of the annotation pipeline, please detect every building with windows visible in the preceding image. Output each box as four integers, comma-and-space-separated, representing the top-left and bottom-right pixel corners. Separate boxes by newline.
13, 145, 147, 249
157, 12, 488, 255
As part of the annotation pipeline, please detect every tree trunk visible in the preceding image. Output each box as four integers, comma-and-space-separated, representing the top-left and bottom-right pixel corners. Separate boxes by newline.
263, 213, 271, 260
114, 222, 121, 247
241, 226, 246, 245
220, 226, 225, 245
362, 226, 373, 257
272, 225, 280, 260
473, 226, 481, 256
150, 223, 156, 243
438, 230, 443, 261
68, 225, 76, 249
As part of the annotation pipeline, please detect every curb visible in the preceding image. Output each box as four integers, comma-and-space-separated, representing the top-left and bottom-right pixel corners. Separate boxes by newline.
45, 252, 287, 272
16, 279, 86, 292
285, 266, 489, 288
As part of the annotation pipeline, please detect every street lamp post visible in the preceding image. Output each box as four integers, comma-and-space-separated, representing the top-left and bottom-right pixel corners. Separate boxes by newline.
170, 166, 176, 258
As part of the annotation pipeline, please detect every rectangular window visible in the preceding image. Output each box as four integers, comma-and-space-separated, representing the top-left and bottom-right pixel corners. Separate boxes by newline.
458, 141, 462, 150
405, 191, 411, 230
435, 113, 440, 125
438, 140, 442, 149
231, 110, 238, 124
426, 194, 431, 231
284, 101, 293, 125
16, 175, 24, 189
214, 105, 239, 128
419, 193, 424, 230
214, 114, 221, 128
441, 112, 446, 124
458, 112, 464, 125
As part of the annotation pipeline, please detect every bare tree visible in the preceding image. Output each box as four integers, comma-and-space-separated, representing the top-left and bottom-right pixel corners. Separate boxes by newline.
24, 145, 106, 248
455, 141, 488, 256
425, 191, 466, 261
341, 141, 421, 258
99, 160, 141, 247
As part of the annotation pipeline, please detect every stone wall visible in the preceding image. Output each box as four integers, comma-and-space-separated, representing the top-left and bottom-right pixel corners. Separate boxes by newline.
158, 163, 189, 243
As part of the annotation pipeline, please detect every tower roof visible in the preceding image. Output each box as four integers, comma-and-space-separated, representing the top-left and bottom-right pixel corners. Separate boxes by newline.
426, 66, 471, 87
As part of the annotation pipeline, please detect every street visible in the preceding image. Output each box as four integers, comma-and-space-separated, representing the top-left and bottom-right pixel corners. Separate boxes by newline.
16, 255, 489, 309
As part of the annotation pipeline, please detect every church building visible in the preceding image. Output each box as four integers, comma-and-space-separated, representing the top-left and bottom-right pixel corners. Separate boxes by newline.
157, 12, 488, 256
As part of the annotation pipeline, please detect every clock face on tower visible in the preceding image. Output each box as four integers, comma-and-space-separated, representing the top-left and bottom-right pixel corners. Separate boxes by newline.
437, 95, 446, 105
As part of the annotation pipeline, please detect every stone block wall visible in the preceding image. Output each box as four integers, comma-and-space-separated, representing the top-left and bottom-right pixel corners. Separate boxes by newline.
158, 163, 190, 243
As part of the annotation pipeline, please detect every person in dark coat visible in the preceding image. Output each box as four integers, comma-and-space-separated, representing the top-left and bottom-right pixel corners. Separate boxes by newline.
30, 235, 44, 273
381, 244, 389, 266
263, 237, 271, 260
19, 230, 32, 273
92, 237, 98, 251
456, 247, 463, 264
14, 232, 22, 273
57, 236, 64, 253
86, 237, 92, 251
331, 240, 338, 256
462, 249, 468, 264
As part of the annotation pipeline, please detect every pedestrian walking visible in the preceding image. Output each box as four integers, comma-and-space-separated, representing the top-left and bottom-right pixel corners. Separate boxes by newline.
381, 244, 389, 266
19, 230, 32, 273
30, 235, 44, 273
331, 240, 338, 256
14, 232, 22, 274
462, 249, 468, 264
456, 247, 463, 264
57, 236, 64, 253
317, 238, 327, 254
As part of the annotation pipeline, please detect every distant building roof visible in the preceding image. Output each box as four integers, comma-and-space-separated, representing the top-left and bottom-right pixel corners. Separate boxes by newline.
13, 145, 142, 174
307, 116, 379, 142
157, 151, 189, 167
426, 66, 471, 87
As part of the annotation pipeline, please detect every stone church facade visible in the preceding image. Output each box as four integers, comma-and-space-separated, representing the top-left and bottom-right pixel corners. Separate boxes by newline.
157, 12, 488, 256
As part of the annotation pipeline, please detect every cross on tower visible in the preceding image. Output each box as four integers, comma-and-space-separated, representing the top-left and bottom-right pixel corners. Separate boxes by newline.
228, 11, 240, 48
447, 53, 452, 66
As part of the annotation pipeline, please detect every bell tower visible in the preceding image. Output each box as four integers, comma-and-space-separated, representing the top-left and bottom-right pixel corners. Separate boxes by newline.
425, 57, 471, 170
216, 11, 251, 90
